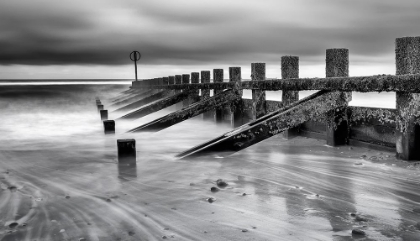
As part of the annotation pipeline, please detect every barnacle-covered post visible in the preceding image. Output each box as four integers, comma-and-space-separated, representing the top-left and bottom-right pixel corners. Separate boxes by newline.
182, 74, 190, 107
251, 63, 266, 119
201, 70, 214, 120
230, 67, 243, 127
325, 48, 351, 146
214, 69, 224, 123
281, 56, 300, 139
395, 36, 420, 160
190, 72, 200, 104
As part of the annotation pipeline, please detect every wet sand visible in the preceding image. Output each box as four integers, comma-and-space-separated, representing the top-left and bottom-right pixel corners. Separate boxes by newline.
0, 85, 420, 241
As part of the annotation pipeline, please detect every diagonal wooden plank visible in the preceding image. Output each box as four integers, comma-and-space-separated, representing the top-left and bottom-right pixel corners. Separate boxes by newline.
176, 90, 351, 159
113, 90, 171, 113
128, 89, 241, 133
110, 90, 160, 108
118, 91, 190, 120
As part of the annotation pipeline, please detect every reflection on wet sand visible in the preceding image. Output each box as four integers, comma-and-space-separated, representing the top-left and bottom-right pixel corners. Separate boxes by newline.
0, 85, 419, 240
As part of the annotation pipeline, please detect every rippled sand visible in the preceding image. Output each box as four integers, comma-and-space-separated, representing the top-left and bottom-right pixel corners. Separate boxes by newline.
0, 85, 419, 241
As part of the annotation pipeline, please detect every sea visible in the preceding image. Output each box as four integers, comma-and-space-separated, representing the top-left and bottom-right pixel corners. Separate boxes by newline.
0, 80, 418, 241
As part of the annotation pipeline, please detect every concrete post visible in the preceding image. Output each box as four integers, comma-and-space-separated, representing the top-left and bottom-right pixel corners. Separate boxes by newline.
182, 74, 190, 107
230, 67, 243, 128
103, 120, 115, 134
201, 71, 213, 120
100, 109, 108, 120
251, 63, 266, 119
325, 48, 350, 146
396, 36, 420, 160
282, 56, 300, 139
117, 139, 136, 163
213, 69, 224, 123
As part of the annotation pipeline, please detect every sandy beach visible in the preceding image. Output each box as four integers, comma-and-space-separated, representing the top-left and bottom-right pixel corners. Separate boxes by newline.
0, 84, 420, 241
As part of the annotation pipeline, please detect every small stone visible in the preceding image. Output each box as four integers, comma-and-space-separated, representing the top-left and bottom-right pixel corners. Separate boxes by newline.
204, 231, 207, 233
355, 215, 368, 222
207, 197, 216, 203
8, 222, 18, 229
315, 194, 319, 197
252, 226, 257, 229
106, 198, 112, 202
350, 213, 356, 217
128, 231, 135, 236
190, 183, 195, 186
352, 229, 365, 236
242, 193, 247, 196
60, 229, 65, 233
164, 228, 169, 230
210, 187, 219, 192
360, 155, 367, 159
79, 238, 86, 241
162, 236, 167, 239
65, 195, 70, 199
8, 186, 17, 192
241, 229, 248, 232
216, 179, 228, 188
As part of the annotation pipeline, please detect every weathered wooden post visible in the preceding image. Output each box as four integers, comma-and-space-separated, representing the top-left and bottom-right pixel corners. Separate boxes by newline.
175, 75, 183, 109
103, 120, 115, 134
190, 72, 200, 104
251, 63, 266, 119
117, 139, 136, 163
325, 48, 350, 146
230, 67, 243, 128
182, 74, 190, 107
168, 76, 175, 85
100, 109, 108, 120
201, 71, 213, 120
396, 36, 420, 160
282, 56, 300, 139
213, 69, 224, 123
163, 77, 169, 85
97, 104, 104, 111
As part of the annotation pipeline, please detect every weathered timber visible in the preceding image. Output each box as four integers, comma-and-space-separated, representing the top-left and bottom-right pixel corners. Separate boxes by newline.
113, 90, 170, 113
128, 89, 242, 133
111, 89, 147, 103
182, 74, 190, 107
395, 36, 420, 160
214, 69, 224, 123
251, 63, 267, 119
119, 91, 190, 120
100, 110, 108, 120
201, 71, 213, 120
230, 67, 243, 128
326, 48, 351, 146
103, 120, 115, 134
110, 89, 159, 108
281, 56, 300, 139
147, 74, 420, 92
117, 139, 136, 163
176, 90, 351, 159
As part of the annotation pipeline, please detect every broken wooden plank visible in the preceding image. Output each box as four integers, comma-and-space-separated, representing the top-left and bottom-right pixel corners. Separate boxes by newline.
118, 91, 190, 120
128, 89, 242, 133
176, 90, 351, 159
113, 90, 171, 113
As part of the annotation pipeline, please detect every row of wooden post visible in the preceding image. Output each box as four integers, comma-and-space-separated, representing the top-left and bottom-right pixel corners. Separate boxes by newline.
134, 36, 420, 160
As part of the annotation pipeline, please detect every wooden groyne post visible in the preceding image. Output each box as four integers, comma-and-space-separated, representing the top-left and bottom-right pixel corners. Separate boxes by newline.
396, 37, 420, 160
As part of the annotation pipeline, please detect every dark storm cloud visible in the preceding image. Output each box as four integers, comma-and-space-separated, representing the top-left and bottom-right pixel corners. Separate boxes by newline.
1, 0, 420, 66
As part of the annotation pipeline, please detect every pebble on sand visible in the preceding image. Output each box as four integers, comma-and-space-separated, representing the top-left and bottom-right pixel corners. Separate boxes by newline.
8, 222, 18, 229
355, 215, 368, 222
352, 229, 365, 236
207, 197, 216, 203
211, 187, 219, 192
241, 229, 248, 232
216, 179, 228, 188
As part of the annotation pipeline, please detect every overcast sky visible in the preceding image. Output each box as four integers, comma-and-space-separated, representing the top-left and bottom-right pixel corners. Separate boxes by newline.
1, 0, 420, 79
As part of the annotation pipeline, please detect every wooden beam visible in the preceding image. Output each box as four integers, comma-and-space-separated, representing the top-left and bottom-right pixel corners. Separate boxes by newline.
128, 89, 242, 132
118, 91, 190, 120
176, 90, 351, 159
